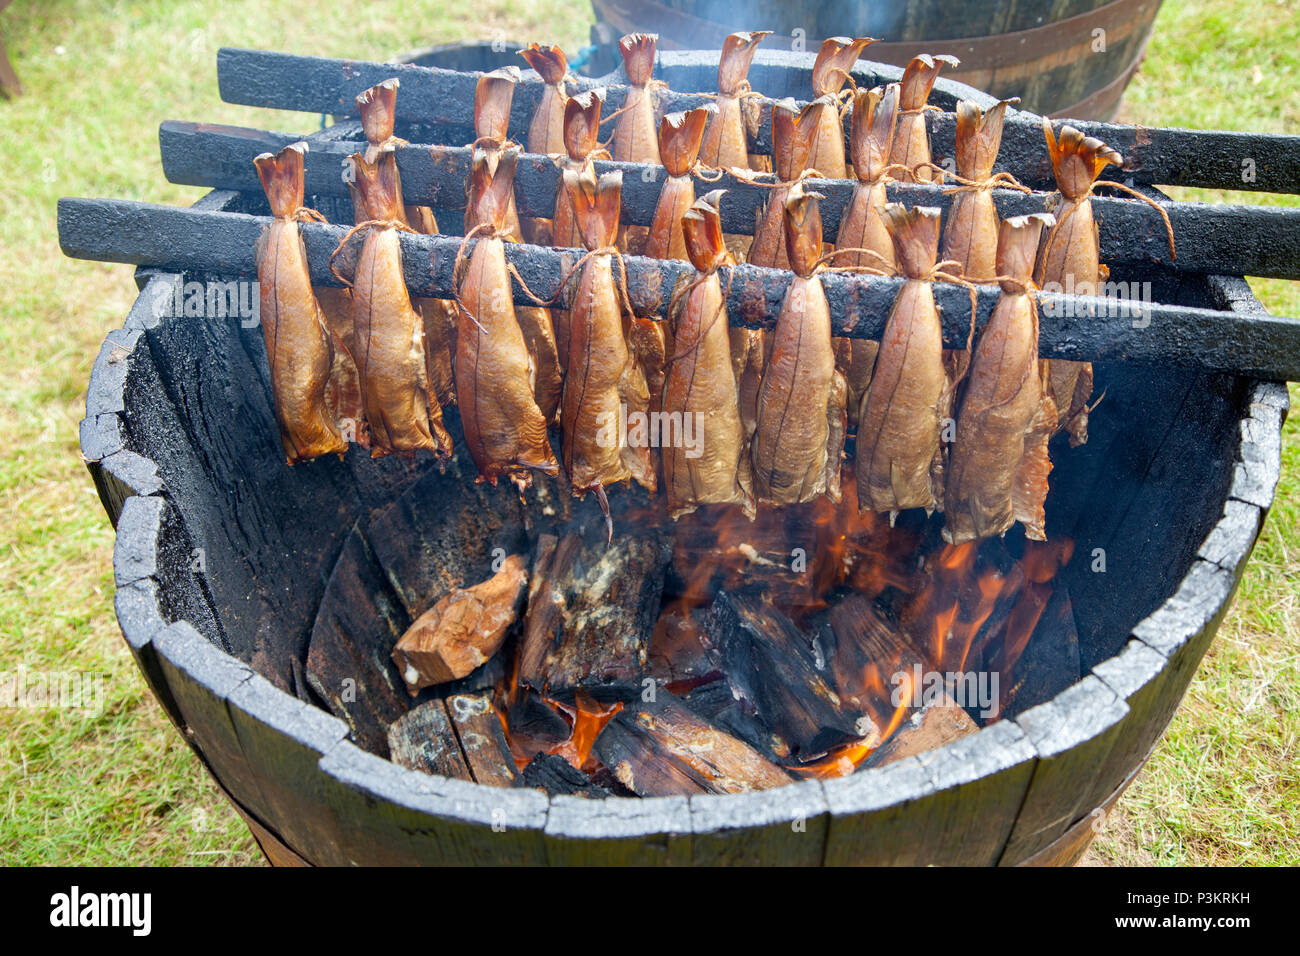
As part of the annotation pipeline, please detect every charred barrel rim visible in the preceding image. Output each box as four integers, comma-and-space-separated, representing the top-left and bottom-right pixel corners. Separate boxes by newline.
83, 51, 1290, 863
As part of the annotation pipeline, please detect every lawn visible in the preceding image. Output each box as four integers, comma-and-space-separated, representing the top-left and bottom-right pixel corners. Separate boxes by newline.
0, 0, 1294, 866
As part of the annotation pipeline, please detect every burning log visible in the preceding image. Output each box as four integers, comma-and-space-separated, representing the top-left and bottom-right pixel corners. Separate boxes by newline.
506, 689, 573, 756
520, 510, 671, 701
709, 591, 861, 761
390, 553, 528, 693
862, 690, 978, 768
825, 592, 923, 717
648, 602, 717, 684
677, 677, 783, 760
593, 693, 793, 796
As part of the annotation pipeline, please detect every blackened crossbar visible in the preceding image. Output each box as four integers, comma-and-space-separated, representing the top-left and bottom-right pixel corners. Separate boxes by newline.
215, 47, 1300, 195
159, 120, 1300, 281
57, 197, 1300, 380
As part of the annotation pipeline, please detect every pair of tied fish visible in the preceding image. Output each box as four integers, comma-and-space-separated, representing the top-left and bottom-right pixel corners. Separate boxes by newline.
253, 78, 459, 465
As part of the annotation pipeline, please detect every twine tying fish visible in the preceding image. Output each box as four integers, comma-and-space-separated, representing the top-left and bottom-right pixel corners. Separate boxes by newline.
327, 217, 418, 288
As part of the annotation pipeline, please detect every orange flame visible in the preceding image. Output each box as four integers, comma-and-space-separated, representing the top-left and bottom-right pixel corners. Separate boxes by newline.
547, 692, 624, 772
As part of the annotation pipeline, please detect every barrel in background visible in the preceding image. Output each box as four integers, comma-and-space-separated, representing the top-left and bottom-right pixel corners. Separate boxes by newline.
591, 0, 1163, 119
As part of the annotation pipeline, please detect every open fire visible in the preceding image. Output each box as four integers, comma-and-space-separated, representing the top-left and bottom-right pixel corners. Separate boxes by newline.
366, 467, 1077, 798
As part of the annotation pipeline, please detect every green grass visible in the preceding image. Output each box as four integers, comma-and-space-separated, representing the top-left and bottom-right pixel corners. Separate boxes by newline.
0, 0, 1294, 866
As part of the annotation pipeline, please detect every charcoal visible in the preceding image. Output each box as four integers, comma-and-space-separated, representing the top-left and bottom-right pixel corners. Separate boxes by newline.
514, 752, 610, 797
593, 692, 793, 797
709, 591, 862, 761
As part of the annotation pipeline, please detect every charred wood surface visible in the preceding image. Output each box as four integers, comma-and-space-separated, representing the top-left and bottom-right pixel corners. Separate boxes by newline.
522, 510, 671, 702
160, 120, 1300, 281
593, 693, 793, 797
58, 197, 1300, 381
709, 592, 862, 761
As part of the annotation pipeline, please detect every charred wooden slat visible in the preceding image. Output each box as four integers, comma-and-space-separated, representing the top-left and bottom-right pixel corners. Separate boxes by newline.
593, 693, 793, 797
386, 699, 473, 780
58, 197, 1300, 380
862, 691, 980, 768
158, 121, 1300, 280
514, 752, 610, 797
709, 592, 862, 761
505, 691, 572, 756
444, 692, 517, 788
524, 513, 671, 702
991, 584, 1082, 720
215, 47, 1300, 195
305, 524, 411, 756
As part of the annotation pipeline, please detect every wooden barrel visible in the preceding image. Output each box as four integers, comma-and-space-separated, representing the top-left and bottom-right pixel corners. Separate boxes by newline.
591, 0, 1163, 119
